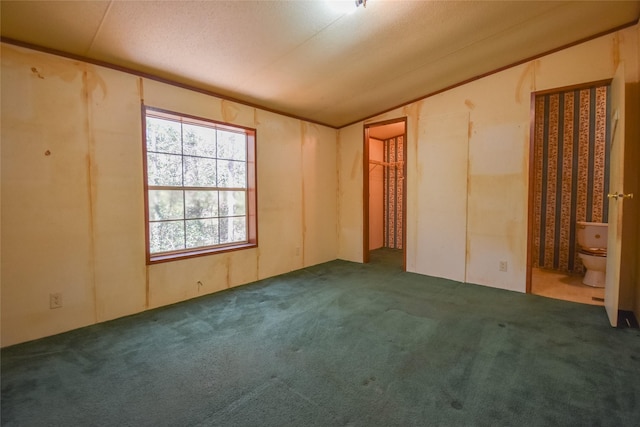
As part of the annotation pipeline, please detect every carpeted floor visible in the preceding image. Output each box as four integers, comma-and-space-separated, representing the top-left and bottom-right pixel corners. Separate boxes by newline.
2, 249, 639, 426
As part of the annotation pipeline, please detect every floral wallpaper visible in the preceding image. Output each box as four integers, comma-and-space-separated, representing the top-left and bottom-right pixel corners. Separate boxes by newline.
384, 136, 404, 250
533, 85, 610, 273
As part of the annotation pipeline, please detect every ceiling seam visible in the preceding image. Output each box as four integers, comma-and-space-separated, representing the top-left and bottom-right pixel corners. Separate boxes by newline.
86, 0, 114, 55
389, 2, 570, 84
235, 13, 348, 88
308, 2, 570, 119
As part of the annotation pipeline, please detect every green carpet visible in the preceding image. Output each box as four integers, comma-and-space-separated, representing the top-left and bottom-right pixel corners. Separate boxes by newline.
2, 249, 639, 426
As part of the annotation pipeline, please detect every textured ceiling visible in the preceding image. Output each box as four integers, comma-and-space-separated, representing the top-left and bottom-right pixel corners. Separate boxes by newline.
1, 1, 639, 128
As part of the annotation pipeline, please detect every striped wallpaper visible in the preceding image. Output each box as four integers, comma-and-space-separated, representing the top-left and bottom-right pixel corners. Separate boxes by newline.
532, 85, 610, 273
383, 136, 404, 250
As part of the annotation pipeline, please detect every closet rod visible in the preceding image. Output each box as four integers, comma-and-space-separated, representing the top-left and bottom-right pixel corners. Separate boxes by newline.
368, 159, 404, 168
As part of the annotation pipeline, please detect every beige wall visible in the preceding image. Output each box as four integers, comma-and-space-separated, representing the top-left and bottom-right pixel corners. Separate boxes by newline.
337, 125, 364, 262
338, 26, 640, 301
1, 44, 337, 347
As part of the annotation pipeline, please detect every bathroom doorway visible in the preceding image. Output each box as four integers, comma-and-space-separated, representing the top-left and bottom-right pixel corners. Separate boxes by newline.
363, 118, 407, 270
527, 81, 611, 306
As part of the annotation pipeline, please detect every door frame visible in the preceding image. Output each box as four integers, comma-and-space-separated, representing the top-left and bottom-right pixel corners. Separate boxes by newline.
526, 79, 613, 294
363, 117, 408, 269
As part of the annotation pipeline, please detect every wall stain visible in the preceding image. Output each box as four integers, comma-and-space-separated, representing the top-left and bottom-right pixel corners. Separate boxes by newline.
222, 100, 239, 123
145, 266, 150, 308
521, 124, 530, 180
519, 144, 529, 277
350, 150, 361, 180
137, 77, 145, 103
416, 162, 423, 181
256, 248, 261, 280
532, 60, 540, 92
30, 67, 44, 79
3, 45, 85, 87
82, 65, 107, 102
612, 32, 621, 69
225, 256, 231, 288
301, 121, 307, 267
465, 121, 472, 281
520, 123, 535, 278
82, 70, 99, 323
14, 50, 79, 84
336, 132, 342, 248
511, 159, 527, 259
412, 103, 421, 178
408, 101, 421, 148
410, 104, 421, 267
464, 99, 475, 110
515, 62, 535, 104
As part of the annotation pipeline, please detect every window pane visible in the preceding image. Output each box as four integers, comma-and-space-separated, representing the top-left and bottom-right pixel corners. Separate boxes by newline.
145, 109, 255, 261
149, 190, 184, 221
184, 156, 216, 187
185, 190, 218, 219
149, 221, 185, 253
217, 130, 246, 160
183, 124, 216, 157
219, 217, 247, 244
186, 219, 219, 248
232, 217, 247, 242
146, 117, 181, 154
147, 153, 182, 186
217, 160, 246, 188
219, 191, 246, 216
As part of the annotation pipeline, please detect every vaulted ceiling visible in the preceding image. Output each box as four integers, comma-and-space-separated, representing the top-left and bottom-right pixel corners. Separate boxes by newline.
1, 1, 639, 128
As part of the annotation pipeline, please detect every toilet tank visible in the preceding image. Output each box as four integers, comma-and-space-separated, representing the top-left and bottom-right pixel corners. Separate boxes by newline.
576, 221, 608, 249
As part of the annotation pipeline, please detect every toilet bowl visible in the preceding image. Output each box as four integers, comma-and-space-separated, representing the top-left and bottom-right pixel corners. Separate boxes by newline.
578, 252, 607, 287
576, 221, 607, 288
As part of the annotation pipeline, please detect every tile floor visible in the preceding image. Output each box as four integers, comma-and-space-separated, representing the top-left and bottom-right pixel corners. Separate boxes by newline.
531, 267, 605, 306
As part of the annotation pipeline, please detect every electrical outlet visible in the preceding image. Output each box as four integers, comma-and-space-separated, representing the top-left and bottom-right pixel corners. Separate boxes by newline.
499, 261, 508, 272
50, 293, 62, 309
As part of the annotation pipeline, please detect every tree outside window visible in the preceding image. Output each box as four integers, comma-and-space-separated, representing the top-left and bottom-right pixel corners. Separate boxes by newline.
143, 107, 257, 263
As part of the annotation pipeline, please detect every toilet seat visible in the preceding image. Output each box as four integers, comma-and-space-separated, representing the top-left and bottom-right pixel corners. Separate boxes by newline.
579, 247, 606, 257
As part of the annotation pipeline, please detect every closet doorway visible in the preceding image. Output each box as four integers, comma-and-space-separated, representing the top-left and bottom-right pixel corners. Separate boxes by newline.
363, 118, 407, 270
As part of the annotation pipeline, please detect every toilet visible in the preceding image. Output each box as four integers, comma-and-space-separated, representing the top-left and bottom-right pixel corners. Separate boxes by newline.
576, 221, 608, 288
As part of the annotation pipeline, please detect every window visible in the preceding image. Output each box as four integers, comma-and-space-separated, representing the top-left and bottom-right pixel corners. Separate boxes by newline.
143, 107, 257, 263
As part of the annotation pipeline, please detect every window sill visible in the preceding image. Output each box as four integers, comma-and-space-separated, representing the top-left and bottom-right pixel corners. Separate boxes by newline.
147, 242, 257, 265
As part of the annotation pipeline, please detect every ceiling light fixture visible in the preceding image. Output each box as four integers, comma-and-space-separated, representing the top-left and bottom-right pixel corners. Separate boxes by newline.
326, 0, 367, 15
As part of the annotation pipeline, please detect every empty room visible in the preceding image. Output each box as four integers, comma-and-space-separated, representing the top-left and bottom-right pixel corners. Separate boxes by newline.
2, 1, 640, 426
